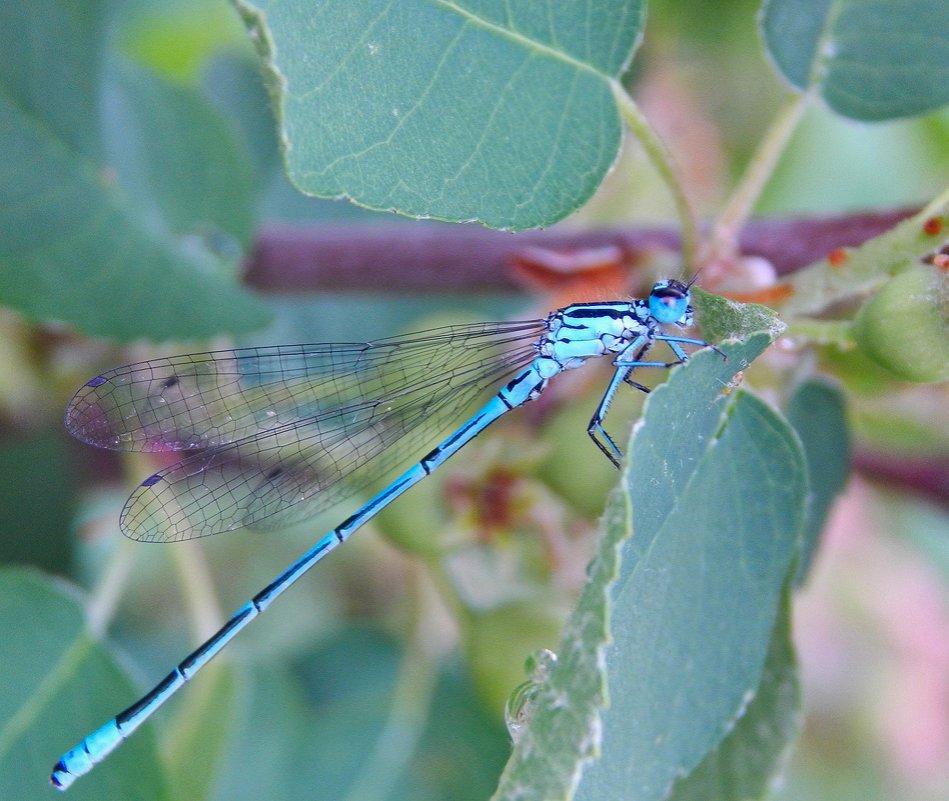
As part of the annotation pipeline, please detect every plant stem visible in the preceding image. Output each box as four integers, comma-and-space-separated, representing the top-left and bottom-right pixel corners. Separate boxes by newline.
709, 93, 810, 261
86, 535, 137, 639
171, 540, 224, 642
610, 80, 700, 273
783, 318, 855, 348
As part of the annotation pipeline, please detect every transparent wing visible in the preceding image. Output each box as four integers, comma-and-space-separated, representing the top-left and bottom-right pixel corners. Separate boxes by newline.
66, 320, 543, 451
67, 320, 545, 543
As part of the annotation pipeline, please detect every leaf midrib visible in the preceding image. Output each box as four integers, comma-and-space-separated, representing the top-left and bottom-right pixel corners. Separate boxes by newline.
435, 0, 611, 79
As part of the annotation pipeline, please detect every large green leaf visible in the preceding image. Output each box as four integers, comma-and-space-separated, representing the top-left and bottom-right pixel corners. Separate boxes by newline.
234, 0, 646, 230
760, 0, 949, 120
574, 340, 806, 801
493, 332, 807, 800
0, 1, 269, 341
0, 568, 167, 801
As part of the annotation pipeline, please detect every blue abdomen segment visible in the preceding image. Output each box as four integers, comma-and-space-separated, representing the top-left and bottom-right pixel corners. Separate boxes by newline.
51, 667, 188, 789
51, 719, 126, 790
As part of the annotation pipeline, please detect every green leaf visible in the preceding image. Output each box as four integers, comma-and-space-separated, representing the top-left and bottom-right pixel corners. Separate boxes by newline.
692, 288, 786, 343
667, 587, 801, 801
0, 0, 102, 159
493, 331, 806, 801
409, 663, 511, 801
785, 379, 851, 585
234, 0, 646, 230
760, 0, 949, 120
104, 59, 256, 248
0, 1, 269, 341
203, 53, 283, 183
574, 341, 806, 801
0, 567, 168, 801
209, 630, 402, 801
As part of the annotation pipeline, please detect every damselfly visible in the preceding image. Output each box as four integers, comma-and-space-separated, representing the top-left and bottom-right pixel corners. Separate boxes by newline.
51, 279, 719, 789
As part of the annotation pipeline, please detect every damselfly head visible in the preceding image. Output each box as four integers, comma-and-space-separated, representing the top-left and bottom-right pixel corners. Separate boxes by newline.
648, 279, 693, 325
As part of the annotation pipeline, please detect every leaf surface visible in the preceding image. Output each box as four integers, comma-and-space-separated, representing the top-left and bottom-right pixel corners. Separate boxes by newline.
235, 0, 646, 229
761, 0, 949, 120
575, 340, 806, 800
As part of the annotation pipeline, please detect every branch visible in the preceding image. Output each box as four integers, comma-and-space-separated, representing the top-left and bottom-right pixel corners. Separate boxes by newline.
244, 207, 915, 293
853, 450, 949, 512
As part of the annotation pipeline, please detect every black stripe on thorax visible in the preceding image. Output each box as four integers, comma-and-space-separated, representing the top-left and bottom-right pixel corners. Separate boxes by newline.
559, 305, 629, 320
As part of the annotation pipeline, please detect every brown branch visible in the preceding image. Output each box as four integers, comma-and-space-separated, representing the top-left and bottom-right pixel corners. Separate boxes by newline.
244, 207, 915, 293
853, 450, 949, 511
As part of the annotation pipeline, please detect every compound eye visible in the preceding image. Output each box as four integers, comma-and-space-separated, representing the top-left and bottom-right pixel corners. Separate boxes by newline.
648, 280, 690, 323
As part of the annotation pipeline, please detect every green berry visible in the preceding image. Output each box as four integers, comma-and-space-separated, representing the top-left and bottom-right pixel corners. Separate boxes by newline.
853, 266, 949, 382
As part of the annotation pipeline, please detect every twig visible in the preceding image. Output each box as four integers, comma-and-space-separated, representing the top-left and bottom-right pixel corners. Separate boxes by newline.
244, 207, 916, 293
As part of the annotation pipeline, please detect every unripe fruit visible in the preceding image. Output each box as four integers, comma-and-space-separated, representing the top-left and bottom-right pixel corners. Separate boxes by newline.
852, 266, 949, 382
